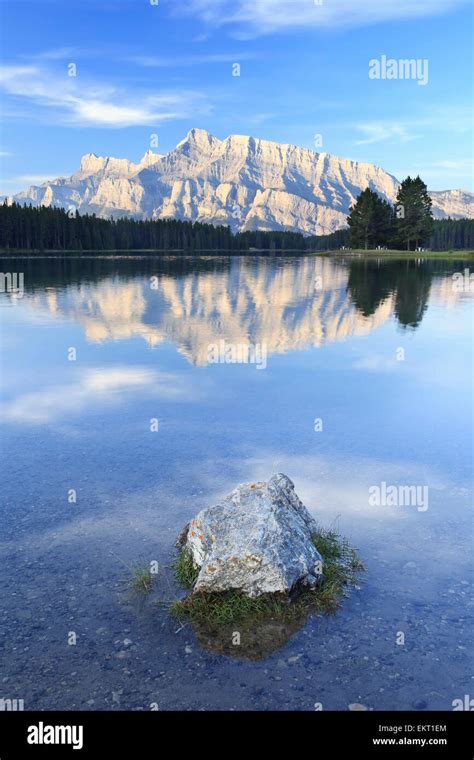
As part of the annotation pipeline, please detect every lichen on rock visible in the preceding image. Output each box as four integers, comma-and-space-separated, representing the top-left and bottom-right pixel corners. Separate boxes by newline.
178, 473, 324, 598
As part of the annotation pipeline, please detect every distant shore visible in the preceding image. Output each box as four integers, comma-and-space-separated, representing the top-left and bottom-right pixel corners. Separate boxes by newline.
0, 248, 473, 259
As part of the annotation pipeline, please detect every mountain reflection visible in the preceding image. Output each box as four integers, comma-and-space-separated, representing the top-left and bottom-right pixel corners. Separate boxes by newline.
2, 255, 466, 364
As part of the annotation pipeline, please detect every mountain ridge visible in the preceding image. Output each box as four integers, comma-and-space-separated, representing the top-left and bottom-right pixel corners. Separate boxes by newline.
8, 128, 474, 236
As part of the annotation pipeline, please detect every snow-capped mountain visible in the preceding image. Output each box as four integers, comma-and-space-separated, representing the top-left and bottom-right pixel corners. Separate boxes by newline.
9, 128, 474, 235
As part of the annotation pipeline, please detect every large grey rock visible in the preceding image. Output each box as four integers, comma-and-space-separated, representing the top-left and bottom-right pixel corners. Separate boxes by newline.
181, 474, 323, 598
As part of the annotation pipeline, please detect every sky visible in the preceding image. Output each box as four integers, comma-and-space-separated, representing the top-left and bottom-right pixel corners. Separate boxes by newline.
0, 0, 472, 195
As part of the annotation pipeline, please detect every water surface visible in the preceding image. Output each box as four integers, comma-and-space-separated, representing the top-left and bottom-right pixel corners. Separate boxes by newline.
0, 255, 472, 710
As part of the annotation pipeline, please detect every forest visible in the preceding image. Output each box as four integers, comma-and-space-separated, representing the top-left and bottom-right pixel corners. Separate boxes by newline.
0, 200, 472, 253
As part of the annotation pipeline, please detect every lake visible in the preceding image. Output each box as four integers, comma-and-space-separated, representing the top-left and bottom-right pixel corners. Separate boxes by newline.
0, 254, 472, 711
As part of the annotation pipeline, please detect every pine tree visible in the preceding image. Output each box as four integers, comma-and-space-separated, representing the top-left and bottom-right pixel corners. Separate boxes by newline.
347, 188, 392, 250
395, 176, 433, 251
1, 199, 471, 254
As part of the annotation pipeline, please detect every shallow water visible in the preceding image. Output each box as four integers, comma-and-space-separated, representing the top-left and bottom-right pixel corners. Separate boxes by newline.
0, 254, 472, 711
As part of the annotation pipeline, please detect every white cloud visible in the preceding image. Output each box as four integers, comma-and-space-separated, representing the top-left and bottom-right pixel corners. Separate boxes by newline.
352, 355, 400, 372
412, 160, 474, 184
129, 52, 256, 67
2, 366, 192, 423
1, 174, 65, 185
431, 159, 474, 171
179, 0, 469, 34
355, 122, 418, 146
348, 108, 473, 150
0, 64, 209, 128
234, 450, 447, 519
22, 47, 80, 61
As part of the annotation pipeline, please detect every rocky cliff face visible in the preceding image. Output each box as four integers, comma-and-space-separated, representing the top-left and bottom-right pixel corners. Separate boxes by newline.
10, 128, 473, 235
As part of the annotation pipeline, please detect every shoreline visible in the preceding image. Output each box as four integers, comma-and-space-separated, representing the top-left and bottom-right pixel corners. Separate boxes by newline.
0, 249, 473, 259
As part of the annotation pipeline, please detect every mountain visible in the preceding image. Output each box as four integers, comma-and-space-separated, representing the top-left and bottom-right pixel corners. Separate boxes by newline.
9, 128, 474, 236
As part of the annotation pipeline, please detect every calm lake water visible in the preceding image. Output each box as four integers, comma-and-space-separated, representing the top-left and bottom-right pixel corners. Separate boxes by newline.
0, 254, 472, 711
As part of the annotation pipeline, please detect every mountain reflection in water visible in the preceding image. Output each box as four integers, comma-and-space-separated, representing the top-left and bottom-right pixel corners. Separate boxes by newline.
5, 255, 467, 366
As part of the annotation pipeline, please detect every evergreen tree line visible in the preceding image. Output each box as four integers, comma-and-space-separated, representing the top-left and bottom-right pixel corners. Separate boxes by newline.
429, 217, 474, 251
1, 197, 472, 252
345, 175, 469, 251
0, 202, 234, 252
308, 217, 474, 252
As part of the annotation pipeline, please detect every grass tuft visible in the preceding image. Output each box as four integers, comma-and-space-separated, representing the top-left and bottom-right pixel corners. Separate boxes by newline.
170, 526, 363, 625
129, 562, 153, 594
170, 590, 293, 626
172, 547, 199, 589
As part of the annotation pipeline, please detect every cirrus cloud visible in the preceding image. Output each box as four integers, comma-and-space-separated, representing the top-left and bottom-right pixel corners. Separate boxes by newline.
178, 0, 470, 35
0, 64, 210, 128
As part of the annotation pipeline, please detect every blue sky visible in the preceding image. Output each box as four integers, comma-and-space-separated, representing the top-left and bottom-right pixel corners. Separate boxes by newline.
0, 0, 472, 195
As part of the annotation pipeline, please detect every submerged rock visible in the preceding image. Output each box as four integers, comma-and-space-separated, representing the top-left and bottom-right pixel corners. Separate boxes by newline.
193, 614, 306, 660
179, 473, 323, 598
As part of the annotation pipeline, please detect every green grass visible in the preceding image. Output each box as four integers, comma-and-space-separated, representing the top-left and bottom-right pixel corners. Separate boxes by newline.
309, 249, 474, 259
310, 528, 364, 613
129, 561, 153, 594
170, 527, 364, 626
172, 547, 199, 588
2, 248, 472, 258
170, 590, 292, 625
